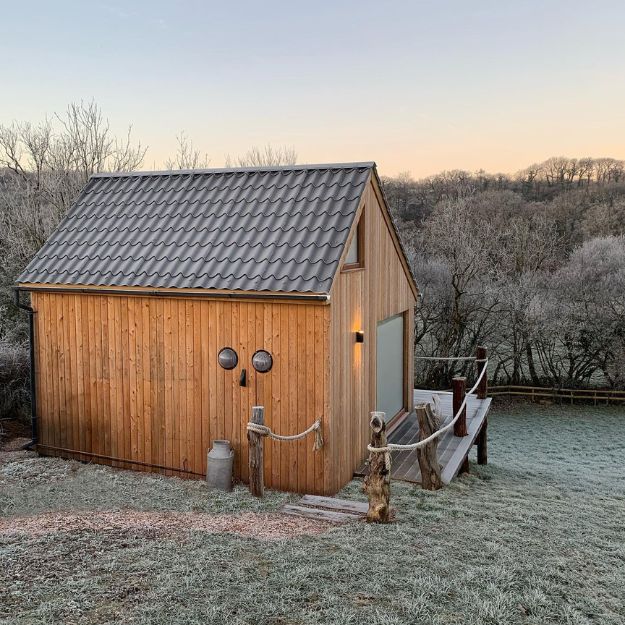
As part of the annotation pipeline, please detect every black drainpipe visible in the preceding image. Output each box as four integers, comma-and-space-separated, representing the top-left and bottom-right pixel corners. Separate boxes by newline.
14, 289, 37, 450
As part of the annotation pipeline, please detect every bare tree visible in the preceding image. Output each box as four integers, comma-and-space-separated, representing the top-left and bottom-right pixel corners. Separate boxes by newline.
489, 214, 562, 384
527, 236, 625, 388
0, 101, 146, 340
165, 132, 210, 170
225, 145, 297, 168
412, 198, 504, 386
582, 198, 625, 238
594, 158, 624, 184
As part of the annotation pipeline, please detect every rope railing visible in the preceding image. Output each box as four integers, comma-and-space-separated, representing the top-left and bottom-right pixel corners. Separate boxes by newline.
246, 419, 324, 451
367, 359, 489, 454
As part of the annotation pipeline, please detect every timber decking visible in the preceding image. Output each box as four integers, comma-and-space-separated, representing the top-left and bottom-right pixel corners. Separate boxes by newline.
282, 495, 368, 523
355, 389, 491, 484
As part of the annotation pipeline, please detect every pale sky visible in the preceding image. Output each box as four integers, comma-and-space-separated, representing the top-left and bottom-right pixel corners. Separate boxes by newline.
2, 0, 624, 177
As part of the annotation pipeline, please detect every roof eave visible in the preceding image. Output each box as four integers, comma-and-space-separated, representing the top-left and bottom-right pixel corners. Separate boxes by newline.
15, 283, 331, 303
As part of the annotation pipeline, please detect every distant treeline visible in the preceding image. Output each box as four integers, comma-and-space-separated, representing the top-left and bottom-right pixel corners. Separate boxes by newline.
381, 157, 625, 390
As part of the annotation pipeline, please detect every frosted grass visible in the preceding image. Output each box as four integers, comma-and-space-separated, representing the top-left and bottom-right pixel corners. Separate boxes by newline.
1, 403, 624, 624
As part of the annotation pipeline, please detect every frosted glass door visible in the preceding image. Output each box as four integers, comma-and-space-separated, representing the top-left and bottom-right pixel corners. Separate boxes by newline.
376, 314, 405, 421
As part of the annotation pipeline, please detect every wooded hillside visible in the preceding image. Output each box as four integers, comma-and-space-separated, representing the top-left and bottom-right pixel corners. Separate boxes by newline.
382, 158, 625, 389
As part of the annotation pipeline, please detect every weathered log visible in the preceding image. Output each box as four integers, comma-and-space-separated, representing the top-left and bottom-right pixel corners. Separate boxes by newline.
453, 377, 467, 437
248, 406, 265, 497
477, 418, 488, 465
415, 403, 443, 490
364, 411, 391, 523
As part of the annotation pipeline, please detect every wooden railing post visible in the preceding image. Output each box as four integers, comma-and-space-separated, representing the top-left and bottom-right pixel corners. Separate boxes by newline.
364, 412, 391, 523
476, 346, 488, 400
477, 419, 488, 465
452, 377, 467, 437
475, 346, 488, 466
416, 403, 443, 490
248, 406, 265, 497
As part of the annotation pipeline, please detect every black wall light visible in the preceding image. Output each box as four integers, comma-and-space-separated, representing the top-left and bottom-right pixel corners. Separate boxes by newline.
355, 330, 364, 343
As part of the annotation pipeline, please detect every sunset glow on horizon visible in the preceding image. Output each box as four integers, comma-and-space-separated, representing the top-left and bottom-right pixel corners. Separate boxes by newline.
2, 0, 624, 178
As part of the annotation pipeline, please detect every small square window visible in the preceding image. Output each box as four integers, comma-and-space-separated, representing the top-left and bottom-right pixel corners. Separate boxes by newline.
343, 212, 364, 270
345, 233, 359, 265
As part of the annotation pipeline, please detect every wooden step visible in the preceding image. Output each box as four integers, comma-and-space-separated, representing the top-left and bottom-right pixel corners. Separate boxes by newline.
299, 494, 368, 516
281, 504, 362, 524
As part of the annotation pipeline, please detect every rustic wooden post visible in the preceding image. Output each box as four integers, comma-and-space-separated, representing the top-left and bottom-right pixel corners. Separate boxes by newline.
477, 420, 488, 465
248, 406, 265, 497
453, 377, 469, 473
475, 346, 488, 465
364, 412, 391, 523
476, 346, 488, 400
416, 403, 442, 490
452, 377, 467, 437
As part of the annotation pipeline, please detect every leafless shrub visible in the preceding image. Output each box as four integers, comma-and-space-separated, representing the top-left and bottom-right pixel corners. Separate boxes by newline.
0, 341, 30, 421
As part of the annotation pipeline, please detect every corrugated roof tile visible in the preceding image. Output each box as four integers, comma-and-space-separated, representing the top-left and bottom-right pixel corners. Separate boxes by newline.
18, 163, 374, 293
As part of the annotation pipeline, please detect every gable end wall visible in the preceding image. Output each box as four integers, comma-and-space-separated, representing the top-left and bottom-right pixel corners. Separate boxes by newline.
328, 178, 416, 491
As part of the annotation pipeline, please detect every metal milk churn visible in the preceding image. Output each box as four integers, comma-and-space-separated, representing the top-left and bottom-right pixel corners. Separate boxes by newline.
206, 440, 234, 491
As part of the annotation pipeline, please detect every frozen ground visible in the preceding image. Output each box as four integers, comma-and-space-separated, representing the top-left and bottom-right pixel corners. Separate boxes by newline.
1, 403, 624, 625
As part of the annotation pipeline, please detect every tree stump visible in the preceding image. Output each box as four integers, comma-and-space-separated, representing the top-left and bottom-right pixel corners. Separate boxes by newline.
248, 406, 265, 497
416, 403, 443, 490
364, 412, 391, 523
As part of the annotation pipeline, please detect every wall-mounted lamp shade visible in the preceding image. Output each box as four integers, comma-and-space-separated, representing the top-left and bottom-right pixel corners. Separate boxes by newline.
355, 330, 365, 343
252, 349, 273, 373
218, 347, 238, 370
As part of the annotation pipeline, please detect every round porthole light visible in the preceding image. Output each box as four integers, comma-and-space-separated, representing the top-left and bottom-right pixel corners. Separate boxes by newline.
218, 347, 238, 370
252, 349, 273, 373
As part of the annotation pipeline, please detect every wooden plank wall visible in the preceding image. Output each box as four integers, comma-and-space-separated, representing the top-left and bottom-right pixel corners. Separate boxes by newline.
31, 292, 330, 494
329, 178, 416, 492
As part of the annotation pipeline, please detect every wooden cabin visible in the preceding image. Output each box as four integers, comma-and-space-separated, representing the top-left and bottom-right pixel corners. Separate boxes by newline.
16, 163, 418, 495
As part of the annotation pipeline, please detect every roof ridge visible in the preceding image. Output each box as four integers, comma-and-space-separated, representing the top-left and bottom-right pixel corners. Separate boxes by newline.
91, 162, 376, 179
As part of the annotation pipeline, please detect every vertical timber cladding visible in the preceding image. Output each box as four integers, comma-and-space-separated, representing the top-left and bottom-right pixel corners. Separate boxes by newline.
31, 291, 330, 495
329, 178, 416, 492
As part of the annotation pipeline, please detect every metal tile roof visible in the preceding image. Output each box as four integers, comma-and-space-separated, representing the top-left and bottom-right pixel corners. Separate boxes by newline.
18, 163, 374, 294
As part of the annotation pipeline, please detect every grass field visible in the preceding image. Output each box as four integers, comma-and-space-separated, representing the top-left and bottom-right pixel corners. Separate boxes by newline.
1, 403, 624, 624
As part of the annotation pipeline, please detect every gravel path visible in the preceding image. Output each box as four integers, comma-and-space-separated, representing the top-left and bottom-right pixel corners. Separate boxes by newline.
0, 509, 334, 540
